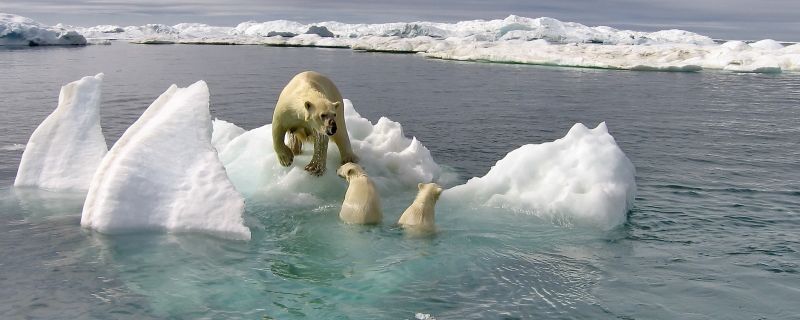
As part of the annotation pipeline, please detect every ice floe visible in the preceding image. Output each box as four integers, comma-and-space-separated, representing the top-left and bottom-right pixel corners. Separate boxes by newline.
57, 14, 799, 72
1, 13, 86, 46
216, 99, 448, 201
81, 81, 250, 240
443, 123, 636, 230
16, 75, 637, 235
14, 73, 106, 191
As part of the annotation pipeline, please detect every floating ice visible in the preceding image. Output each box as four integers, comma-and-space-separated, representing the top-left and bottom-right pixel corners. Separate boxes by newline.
81, 81, 250, 240
211, 118, 245, 152
444, 123, 636, 230
14, 74, 107, 191
64, 14, 798, 73
0, 13, 86, 46
216, 99, 448, 202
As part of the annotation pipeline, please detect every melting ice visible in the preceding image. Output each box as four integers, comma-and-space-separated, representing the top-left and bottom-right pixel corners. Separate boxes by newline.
17, 74, 637, 239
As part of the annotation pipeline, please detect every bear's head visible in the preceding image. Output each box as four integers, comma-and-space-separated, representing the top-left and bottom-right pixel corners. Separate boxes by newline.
337, 162, 367, 181
304, 98, 341, 136
417, 182, 443, 200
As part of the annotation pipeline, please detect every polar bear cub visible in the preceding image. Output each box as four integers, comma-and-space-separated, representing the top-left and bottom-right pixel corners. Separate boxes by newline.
397, 183, 443, 232
336, 162, 382, 225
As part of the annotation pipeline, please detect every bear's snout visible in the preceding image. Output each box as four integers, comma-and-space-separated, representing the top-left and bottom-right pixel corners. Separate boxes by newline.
326, 122, 337, 136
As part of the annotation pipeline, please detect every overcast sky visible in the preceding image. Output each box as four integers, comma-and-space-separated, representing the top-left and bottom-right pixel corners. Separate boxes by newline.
2, 0, 798, 41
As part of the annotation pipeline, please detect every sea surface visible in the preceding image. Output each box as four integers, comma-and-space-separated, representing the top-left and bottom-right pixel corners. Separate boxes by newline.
1, 43, 799, 319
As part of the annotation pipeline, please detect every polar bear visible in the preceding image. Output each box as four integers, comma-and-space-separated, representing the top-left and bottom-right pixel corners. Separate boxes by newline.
272, 71, 358, 176
397, 183, 443, 232
337, 162, 382, 224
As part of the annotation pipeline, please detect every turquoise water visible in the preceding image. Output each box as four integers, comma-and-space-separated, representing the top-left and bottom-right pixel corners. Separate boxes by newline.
1, 43, 799, 319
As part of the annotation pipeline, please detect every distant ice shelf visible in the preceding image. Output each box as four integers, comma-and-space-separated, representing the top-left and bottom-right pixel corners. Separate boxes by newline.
0, 13, 86, 46
63, 14, 800, 73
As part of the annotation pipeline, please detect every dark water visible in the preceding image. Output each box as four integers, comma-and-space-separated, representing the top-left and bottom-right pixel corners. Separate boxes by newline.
1, 43, 799, 319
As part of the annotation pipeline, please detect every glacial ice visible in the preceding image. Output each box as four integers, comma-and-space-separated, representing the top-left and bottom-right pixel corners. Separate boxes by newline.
14, 74, 107, 191
80, 81, 250, 240
64, 14, 799, 72
443, 123, 636, 230
216, 99, 448, 201
0, 13, 86, 46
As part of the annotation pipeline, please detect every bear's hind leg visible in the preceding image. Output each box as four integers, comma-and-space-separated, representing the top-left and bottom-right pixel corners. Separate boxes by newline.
288, 130, 305, 155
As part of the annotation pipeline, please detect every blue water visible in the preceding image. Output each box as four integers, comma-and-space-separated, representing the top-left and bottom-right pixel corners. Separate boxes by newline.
1, 43, 799, 319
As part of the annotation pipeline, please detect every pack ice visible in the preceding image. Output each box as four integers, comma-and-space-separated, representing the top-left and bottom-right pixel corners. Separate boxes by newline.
80, 81, 250, 240
14, 73, 107, 191
0, 13, 85, 46
69, 14, 800, 73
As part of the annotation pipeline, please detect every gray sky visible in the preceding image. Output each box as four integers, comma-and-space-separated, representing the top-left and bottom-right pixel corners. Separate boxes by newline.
2, 0, 798, 41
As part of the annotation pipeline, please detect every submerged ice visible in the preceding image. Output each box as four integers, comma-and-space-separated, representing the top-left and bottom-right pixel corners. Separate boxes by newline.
14, 73, 107, 191
81, 81, 250, 240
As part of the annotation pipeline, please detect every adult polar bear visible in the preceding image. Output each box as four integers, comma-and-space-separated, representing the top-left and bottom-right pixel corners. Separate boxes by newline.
272, 71, 358, 176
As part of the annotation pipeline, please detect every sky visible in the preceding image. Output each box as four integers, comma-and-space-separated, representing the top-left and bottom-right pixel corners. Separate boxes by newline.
2, 0, 798, 41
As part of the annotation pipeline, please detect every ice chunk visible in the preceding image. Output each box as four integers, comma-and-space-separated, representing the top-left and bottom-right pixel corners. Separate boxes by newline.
217, 99, 449, 201
750, 39, 783, 50
443, 123, 636, 230
211, 118, 245, 152
14, 74, 106, 191
81, 81, 250, 240
1, 13, 86, 46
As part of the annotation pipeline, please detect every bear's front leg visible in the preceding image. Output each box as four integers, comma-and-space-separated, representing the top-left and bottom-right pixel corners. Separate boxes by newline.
272, 125, 294, 166
305, 132, 329, 176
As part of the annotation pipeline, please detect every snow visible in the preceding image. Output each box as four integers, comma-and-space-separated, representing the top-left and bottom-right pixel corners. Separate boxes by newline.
443, 122, 636, 230
216, 99, 450, 201
14, 74, 107, 191
0, 13, 86, 46
57, 13, 799, 73
80, 81, 250, 240
211, 118, 246, 152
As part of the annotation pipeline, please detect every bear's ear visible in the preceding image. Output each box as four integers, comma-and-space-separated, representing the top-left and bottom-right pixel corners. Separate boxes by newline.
436, 187, 443, 195
418, 182, 424, 190
332, 101, 341, 109
304, 101, 313, 112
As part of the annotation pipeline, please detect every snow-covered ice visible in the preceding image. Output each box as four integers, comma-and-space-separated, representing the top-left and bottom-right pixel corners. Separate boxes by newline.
216, 99, 449, 201
14, 75, 637, 234
81, 81, 250, 240
14, 74, 107, 191
63, 14, 799, 73
1, 13, 86, 46
443, 123, 636, 230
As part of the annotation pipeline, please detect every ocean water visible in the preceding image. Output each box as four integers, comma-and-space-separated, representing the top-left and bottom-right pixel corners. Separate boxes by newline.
1, 43, 799, 319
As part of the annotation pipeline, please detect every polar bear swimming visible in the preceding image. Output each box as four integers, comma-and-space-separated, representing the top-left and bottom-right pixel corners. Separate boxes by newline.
337, 162, 383, 225
398, 183, 443, 233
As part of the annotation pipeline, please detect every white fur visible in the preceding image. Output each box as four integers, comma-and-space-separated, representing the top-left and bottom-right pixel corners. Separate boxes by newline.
337, 163, 382, 224
398, 183, 442, 232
